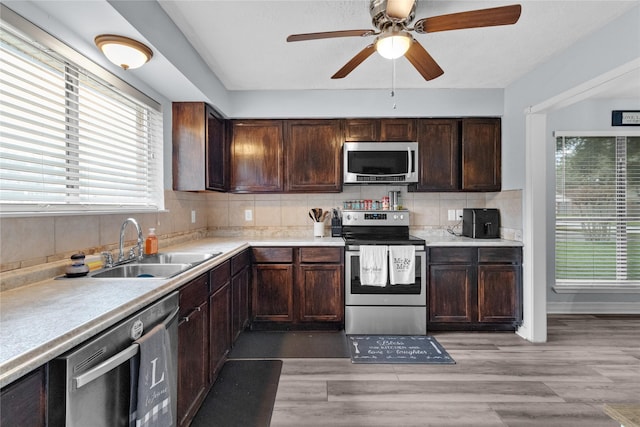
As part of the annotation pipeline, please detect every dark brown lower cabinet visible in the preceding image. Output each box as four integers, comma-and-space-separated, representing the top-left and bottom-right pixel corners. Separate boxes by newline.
209, 282, 230, 380
177, 273, 209, 427
251, 246, 344, 329
0, 366, 46, 427
231, 250, 251, 341
429, 246, 522, 331
209, 261, 231, 382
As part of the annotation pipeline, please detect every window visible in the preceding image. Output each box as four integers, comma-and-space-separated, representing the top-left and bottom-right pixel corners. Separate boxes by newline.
0, 11, 163, 215
555, 132, 640, 290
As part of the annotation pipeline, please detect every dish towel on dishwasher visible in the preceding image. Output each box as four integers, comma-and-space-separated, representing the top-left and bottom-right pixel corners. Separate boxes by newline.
130, 323, 174, 427
359, 245, 388, 286
389, 245, 415, 285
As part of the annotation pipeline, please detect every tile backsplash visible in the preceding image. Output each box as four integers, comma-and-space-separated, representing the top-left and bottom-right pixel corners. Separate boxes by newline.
0, 188, 522, 289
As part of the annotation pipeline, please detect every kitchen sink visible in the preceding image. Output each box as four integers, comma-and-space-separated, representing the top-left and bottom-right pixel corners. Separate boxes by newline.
137, 252, 221, 265
91, 263, 192, 279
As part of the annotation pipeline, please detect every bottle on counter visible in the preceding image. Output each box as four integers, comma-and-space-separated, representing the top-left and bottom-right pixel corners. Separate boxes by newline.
145, 228, 158, 255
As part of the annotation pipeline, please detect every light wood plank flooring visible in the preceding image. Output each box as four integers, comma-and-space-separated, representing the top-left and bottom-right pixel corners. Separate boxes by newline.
270, 315, 640, 426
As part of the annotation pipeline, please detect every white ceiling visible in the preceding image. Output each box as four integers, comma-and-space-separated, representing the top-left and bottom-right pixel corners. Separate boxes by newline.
157, 0, 640, 94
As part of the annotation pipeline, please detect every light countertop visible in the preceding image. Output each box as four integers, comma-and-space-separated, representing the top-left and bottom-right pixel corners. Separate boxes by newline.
0, 234, 520, 387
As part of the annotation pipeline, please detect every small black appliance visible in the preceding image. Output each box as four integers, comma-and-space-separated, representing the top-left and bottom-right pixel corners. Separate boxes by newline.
462, 208, 500, 239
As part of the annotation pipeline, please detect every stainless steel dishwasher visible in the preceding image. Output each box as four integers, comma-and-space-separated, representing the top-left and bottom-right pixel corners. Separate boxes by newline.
48, 291, 179, 427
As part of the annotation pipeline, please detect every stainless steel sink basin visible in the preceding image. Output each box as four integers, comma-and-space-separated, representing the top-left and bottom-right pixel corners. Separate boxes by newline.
138, 252, 221, 265
91, 263, 191, 279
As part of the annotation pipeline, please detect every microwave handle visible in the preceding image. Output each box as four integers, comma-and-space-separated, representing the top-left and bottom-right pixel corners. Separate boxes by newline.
408, 146, 414, 175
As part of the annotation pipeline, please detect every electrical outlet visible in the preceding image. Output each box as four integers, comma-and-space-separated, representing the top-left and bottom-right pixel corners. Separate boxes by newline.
448, 209, 456, 221
191, 210, 196, 223
244, 209, 253, 221
456, 209, 463, 219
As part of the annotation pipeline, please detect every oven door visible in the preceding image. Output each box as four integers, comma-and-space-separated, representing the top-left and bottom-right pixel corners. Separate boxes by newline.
345, 248, 426, 306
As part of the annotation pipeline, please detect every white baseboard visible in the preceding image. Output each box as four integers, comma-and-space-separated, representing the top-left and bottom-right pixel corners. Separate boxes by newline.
547, 301, 640, 314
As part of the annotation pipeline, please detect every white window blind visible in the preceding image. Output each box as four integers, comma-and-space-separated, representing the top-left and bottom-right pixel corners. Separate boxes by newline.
0, 19, 163, 214
555, 134, 640, 287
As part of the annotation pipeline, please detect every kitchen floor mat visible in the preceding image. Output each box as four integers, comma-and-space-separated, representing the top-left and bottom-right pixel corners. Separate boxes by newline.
348, 335, 456, 364
228, 330, 350, 359
190, 360, 282, 427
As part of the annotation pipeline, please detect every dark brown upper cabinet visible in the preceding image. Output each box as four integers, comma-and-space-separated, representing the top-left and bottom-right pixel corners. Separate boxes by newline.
285, 120, 342, 193
412, 117, 501, 192
461, 118, 501, 191
415, 119, 460, 192
380, 118, 417, 141
345, 118, 416, 142
230, 120, 284, 193
172, 102, 228, 192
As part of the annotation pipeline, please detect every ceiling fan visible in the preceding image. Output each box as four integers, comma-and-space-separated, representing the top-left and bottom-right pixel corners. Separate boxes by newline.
286, 0, 522, 81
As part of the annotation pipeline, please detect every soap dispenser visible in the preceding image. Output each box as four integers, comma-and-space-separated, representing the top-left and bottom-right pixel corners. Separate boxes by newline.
144, 228, 158, 255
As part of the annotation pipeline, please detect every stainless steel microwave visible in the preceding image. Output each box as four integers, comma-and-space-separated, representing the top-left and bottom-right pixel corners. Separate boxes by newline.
343, 142, 418, 184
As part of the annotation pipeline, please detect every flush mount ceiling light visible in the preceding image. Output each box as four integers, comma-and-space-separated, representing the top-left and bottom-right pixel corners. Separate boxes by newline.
94, 34, 153, 70
375, 31, 412, 59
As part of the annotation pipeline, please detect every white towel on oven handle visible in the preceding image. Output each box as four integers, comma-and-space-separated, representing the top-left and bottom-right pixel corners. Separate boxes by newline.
359, 245, 388, 287
389, 245, 415, 285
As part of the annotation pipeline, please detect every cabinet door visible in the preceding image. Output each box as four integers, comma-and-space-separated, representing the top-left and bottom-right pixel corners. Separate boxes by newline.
177, 274, 209, 427
298, 264, 344, 322
461, 118, 501, 191
232, 266, 250, 341
285, 120, 342, 192
252, 264, 294, 321
177, 299, 208, 427
380, 118, 417, 141
429, 264, 475, 323
415, 119, 460, 191
345, 119, 379, 141
230, 120, 284, 192
206, 106, 228, 191
209, 282, 231, 380
477, 264, 521, 324
172, 102, 207, 191
1, 367, 46, 427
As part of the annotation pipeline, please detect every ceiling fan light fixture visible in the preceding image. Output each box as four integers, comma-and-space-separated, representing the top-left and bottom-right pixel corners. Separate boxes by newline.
94, 34, 153, 70
376, 31, 411, 59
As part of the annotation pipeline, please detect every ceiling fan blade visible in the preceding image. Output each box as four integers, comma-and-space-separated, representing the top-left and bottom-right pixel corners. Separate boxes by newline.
404, 40, 444, 81
331, 44, 377, 79
414, 4, 522, 34
287, 29, 375, 42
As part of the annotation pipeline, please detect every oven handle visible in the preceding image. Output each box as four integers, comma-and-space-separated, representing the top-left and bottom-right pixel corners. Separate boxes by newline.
73, 306, 179, 389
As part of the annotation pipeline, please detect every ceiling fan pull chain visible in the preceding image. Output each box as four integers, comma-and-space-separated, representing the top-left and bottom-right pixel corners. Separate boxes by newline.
391, 57, 397, 109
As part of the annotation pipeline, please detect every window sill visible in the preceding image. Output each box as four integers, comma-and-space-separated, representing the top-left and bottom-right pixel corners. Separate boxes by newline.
553, 283, 640, 294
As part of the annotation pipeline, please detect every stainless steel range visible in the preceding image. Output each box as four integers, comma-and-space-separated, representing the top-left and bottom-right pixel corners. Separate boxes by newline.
342, 210, 427, 335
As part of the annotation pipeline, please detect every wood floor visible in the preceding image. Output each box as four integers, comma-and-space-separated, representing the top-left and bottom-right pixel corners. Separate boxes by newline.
270, 315, 640, 426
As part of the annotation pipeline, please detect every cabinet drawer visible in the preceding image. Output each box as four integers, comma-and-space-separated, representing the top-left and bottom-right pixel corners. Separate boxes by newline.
430, 247, 475, 264
210, 260, 231, 293
179, 273, 209, 316
299, 247, 342, 263
231, 249, 251, 275
479, 247, 522, 264
252, 247, 293, 263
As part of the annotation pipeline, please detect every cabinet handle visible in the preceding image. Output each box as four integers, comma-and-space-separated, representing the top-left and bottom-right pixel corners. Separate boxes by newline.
180, 306, 202, 323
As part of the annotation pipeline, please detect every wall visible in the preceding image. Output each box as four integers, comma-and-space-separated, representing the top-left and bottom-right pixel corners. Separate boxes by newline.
504, 4, 640, 313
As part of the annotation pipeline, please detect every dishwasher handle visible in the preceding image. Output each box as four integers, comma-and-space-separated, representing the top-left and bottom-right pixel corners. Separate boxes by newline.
73, 306, 179, 389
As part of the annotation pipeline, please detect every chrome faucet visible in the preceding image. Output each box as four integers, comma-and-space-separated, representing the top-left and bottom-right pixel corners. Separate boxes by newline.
118, 218, 144, 263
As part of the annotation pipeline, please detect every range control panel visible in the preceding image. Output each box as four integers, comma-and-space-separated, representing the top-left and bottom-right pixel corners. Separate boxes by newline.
341, 210, 410, 227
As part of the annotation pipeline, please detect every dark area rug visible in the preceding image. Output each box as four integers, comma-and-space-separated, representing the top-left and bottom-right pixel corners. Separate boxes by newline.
228, 330, 350, 359
348, 335, 456, 364
190, 360, 282, 427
